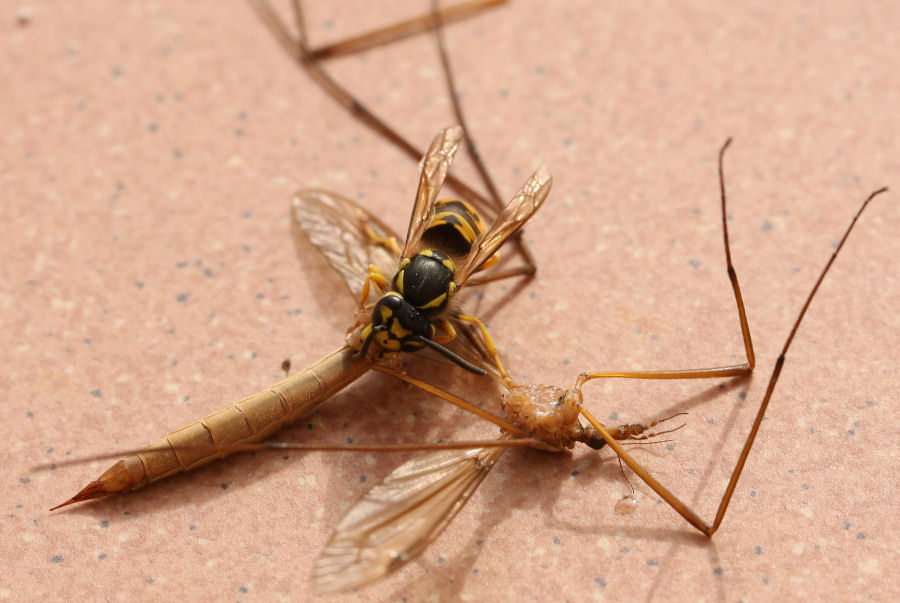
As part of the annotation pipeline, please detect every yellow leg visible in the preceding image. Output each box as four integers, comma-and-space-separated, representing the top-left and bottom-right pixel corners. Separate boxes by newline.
358, 265, 390, 309
431, 319, 456, 344
364, 224, 402, 256
347, 266, 391, 340
454, 313, 509, 382
476, 251, 500, 271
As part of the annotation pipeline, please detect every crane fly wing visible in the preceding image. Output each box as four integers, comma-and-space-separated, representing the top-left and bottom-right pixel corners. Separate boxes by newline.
455, 166, 551, 288
313, 441, 508, 594
292, 189, 401, 299
400, 125, 464, 258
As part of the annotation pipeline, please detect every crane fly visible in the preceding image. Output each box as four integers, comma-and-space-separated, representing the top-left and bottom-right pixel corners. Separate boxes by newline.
44, 129, 884, 592
43, 2, 887, 592
26, 2, 889, 600
50, 1, 539, 510
307, 146, 887, 592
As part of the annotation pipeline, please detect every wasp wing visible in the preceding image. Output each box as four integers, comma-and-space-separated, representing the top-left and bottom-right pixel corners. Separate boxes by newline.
292, 189, 401, 300
313, 440, 508, 594
454, 166, 552, 288
400, 125, 464, 258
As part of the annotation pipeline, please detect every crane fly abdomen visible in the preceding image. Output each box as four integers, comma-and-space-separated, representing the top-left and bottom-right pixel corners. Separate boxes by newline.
52, 346, 372, 508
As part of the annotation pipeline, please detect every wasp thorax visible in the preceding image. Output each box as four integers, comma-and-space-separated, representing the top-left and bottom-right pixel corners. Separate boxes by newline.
501, 384, 584, 450
364, 292, 433, 352
392, 249, 456, 312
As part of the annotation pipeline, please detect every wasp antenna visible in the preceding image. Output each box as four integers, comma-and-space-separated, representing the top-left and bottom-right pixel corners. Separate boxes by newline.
418, 337, 487, 375
355, 326, 382, 361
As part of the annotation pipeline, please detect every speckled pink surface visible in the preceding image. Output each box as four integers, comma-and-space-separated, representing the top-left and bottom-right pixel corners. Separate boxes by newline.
3, 1, 898, 601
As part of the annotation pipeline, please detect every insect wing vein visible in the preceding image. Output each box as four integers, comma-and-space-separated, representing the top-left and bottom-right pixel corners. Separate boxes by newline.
401, 125, 464, 257
313, 443, 506, 593
456, 166, 551, 285
292, 189, 400, 299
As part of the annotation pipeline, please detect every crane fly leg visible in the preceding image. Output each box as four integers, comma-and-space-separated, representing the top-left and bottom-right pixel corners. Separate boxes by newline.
300, 0, 508, 61
251, 0, 539, 279
577, 186, 887, 536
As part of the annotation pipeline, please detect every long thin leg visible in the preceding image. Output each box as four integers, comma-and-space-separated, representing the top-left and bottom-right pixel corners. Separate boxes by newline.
580, 186, 887, 536
431, 0, 504, 211
706, 185, 887, 534
431, 0, 538, 274
372, 365, 528, 437
291, 0, 511, 219
578, 139, 754, 389
251, 1, 538, 282
307, 0, 508, 61
251, 0, 486, 208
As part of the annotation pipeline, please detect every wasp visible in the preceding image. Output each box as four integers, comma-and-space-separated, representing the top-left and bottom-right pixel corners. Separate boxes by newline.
297, 125, 551, 379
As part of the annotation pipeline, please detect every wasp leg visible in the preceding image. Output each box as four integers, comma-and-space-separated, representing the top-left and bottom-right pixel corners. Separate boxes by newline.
345, 267, 391, 339
453, 313, 509, 382
358, 266, 390, 309
431, 319, 456, 345
364, 224, 402, 256
474, 252, 499, 272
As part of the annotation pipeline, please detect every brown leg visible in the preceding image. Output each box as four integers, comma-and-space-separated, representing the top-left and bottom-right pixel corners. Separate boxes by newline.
577, 139, 755, 390
250, 0, 538, 282
579, 186, 886, 536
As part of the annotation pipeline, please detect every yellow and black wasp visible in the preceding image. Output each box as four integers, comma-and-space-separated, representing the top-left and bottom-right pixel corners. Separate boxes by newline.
293, 125, 551, 378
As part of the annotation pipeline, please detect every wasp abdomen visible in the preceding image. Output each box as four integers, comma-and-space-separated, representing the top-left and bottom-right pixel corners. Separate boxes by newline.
421, 199, 485, 256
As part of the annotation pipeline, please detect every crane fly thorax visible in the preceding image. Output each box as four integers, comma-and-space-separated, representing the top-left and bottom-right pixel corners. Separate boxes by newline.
501, 384, 585, 451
